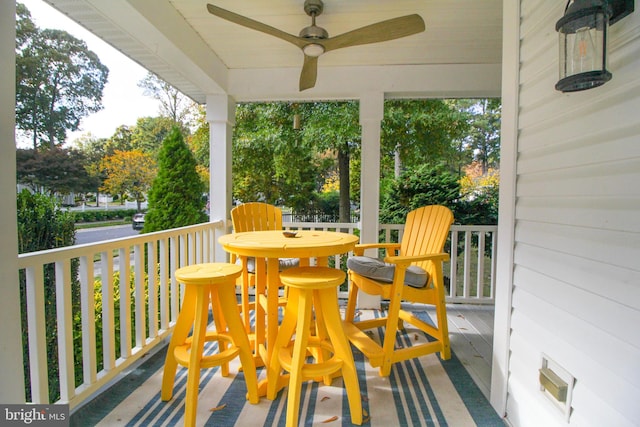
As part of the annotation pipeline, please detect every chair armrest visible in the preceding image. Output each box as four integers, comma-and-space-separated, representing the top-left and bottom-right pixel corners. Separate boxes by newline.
353, 242, 400, 256
384, 252, 450, 267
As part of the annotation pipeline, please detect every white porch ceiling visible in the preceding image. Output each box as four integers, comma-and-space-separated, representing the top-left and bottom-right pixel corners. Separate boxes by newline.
43, 0, 503, 102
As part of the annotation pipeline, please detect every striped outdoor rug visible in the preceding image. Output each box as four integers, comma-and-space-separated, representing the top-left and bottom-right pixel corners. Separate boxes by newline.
71, 309, 503, 426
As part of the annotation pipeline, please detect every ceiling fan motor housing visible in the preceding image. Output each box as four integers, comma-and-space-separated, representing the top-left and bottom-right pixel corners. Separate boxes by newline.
304, 0, 324, 17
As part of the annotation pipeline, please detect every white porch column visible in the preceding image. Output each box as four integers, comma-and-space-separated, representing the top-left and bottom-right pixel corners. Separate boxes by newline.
206, 94, 236, 262
357, 92, 384, 309
0, 1, 26, 402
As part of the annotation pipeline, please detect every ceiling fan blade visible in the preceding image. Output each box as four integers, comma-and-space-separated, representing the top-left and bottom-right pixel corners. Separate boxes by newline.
206, 4, 306, 49
299, 55, 318, 91
323, 14, 425, 52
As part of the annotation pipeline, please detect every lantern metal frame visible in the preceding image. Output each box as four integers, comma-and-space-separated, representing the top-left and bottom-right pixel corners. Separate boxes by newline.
555, 0, 634, 93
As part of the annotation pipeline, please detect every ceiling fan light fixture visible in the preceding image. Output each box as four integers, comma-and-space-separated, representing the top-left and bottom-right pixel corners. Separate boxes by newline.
302, 43, 325, 57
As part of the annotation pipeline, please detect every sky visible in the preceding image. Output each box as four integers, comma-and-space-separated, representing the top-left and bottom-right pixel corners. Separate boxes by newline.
19, 0, 160, 145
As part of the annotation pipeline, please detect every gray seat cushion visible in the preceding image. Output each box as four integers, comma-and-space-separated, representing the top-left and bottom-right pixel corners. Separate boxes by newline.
238, 257, 300, 273
347, 256, 429, 288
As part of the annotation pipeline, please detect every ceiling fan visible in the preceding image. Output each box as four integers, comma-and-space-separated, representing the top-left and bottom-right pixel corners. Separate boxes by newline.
206, 0, 425, 91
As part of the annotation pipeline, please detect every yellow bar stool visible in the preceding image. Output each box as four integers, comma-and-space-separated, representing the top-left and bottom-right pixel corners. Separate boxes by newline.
161, 263, 259, 427
267, 266, 363, 427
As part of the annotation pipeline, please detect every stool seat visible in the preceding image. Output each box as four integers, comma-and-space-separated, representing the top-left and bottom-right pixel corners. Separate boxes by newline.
161, 263, 259, 427
174, 262, 242, 285
267, 266, 363, 427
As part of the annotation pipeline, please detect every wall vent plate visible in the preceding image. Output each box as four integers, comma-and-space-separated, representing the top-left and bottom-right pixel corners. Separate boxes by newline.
540, 354, 575, 422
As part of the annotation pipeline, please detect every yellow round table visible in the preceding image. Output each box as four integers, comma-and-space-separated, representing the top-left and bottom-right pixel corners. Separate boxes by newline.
218, 230, 359, 394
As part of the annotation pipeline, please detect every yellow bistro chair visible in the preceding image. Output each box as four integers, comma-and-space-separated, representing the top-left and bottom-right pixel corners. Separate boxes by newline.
344, 205, 454, 376
230, 203, 297, 331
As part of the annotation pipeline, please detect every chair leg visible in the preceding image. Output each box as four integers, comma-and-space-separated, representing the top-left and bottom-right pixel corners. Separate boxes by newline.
380, 283, 404, 377
433, 266, 451, 360
345, 275, 359, 322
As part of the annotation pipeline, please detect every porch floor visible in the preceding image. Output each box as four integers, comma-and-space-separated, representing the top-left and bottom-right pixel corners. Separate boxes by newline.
70, 304, 496, 426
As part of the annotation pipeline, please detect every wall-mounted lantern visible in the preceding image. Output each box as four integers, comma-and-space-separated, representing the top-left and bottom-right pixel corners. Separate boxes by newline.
555, 0, 634, 92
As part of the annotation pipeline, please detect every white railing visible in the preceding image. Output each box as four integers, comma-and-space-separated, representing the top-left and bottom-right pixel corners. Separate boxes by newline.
17, 220, 495, 410
285, 222, 498, 304
18, 220, 225, 410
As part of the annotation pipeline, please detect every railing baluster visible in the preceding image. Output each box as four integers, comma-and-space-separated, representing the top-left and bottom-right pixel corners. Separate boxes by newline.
170, 235, 180, 322
55, 260, 75, 403
449, 229, 459, 298
463, 231, 472, 299
118, 247, 131, 359
133, 244, 145, 349
101, 251, 116, 372
79, 256, 97, 387
147, 241, 158, 339
159, 238, 169, 331
477, 231, 486, 298
26, 266, 49, 403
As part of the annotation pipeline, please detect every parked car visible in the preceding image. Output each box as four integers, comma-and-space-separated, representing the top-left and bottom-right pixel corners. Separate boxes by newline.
132, 213, 145, 230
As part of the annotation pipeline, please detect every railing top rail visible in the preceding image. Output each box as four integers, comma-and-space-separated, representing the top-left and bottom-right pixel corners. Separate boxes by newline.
17, 219, 225, 268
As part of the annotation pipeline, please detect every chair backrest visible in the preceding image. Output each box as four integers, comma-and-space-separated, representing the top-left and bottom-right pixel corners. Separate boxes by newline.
400, 205, 454, 277
231, 202, 283, 232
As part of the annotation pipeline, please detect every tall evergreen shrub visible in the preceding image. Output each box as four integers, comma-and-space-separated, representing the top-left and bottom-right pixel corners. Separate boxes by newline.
143, 127, 206, 232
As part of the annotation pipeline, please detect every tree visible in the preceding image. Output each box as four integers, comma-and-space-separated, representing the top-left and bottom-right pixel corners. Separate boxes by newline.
138, 72, 196, 125
15, 3, 108, 148
380, 163, 462, 224
300, 102, 361, 222
100, 150, 156, 210
461, 98, 501, 174
381, 99, 471, 179
73, 134, 110, 205
130, 116, 176, 157
143, 127, 206, 232
16, 147, 96, 195
232, 103, 321, 210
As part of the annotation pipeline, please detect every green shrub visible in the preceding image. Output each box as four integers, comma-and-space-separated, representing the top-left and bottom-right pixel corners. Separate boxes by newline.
17, 190, 77, 402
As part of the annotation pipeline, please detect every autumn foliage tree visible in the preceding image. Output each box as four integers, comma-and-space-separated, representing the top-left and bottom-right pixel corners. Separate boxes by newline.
100, 149, 155, 210
143, 127, 206, 232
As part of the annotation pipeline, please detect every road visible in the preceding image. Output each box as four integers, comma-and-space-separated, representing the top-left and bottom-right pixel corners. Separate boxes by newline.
75, 224, 141, 245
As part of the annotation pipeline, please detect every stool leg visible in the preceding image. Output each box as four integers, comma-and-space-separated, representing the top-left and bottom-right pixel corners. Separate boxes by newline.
183, 286, 209, 427
210, 286, 230, 377
266, 287, 301, 400
286, 289, 314, 427
311, 290, 333, 385
318, 288, 363, 425
217, 284, 260, 404
161, 286, 197, 401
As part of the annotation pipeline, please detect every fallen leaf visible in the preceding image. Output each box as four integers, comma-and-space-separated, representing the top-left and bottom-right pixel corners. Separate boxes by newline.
457, 314, 465, 319
322, 415, 339, 423
414, 334, 419, 341
210, 404, 226, 412
321, 396, 331, 402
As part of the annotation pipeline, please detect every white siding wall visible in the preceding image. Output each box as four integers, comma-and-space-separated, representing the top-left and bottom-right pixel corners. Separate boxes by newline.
505, 1, 640, 426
